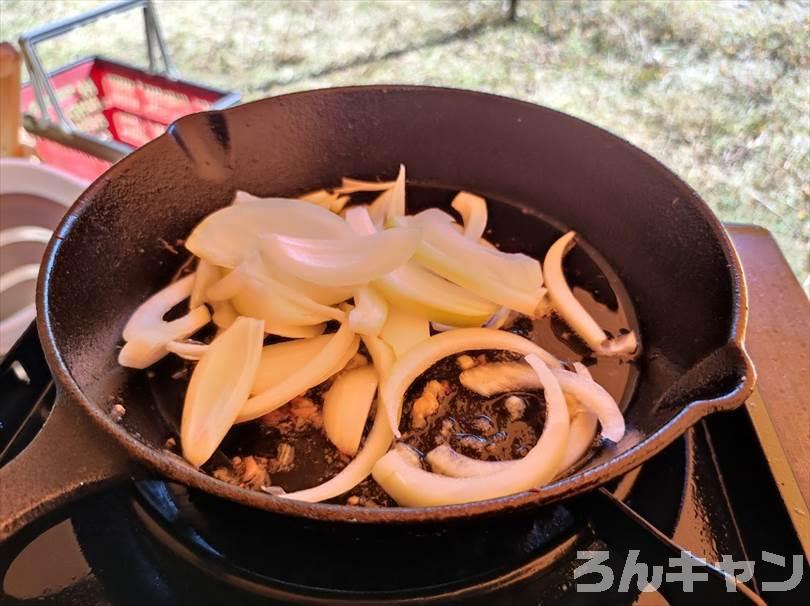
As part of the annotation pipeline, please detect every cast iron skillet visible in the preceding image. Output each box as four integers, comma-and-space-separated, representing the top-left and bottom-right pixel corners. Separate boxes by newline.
0, 86, 755, 539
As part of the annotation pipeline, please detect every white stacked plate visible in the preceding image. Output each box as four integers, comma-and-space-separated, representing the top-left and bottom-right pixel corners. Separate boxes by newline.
0, 159, 87, 355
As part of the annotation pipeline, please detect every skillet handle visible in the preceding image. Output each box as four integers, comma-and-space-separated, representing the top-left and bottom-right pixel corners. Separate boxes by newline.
0, 391, 136, 541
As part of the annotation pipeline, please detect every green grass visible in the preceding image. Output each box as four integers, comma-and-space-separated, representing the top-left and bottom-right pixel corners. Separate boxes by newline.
2, 0, 808, 287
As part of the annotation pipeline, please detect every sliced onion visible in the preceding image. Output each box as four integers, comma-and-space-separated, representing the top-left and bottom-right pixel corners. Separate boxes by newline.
348, 204, 495, 326
299, 189, 352, 214
430, 306, 513, 333
348, 286, 388, 337
554, 367, 624, 443
335, 176, 396, 194
252, 334, 356, 394
237, 322, 359, 423
298, 189, 338, 209
346, 205, 497, 327
451, 191, 488, 240
190, 260, 220, 309
208, 255, 344, 327
375, 263, 498, 327
558, 406, 598, 474
379, 305, 430, 358
211, 300, 238, 330
427, 366, 598, 479
119, 305, 211, 369
260, 226, 420, 287
185, 197, 352, 268
344, 204, 377, 235
380, 328, 560, 437
118, 274, 211, 368
368, 164, 405, 225
406, 208, 456, 226
181, 317, 264, 466
403, 219, 543, 315
427, 360, 598, 478
263, 322, 327, 339
485, 307, 513, 329
283, 335, 396, 502
123, 274, 196, 341
544, 231, 638, 357
166, 339, 209, 361
458, 360, 624, 443
266, 266, 354, 305
322, 365, 379, 456
371, 354, 569, 506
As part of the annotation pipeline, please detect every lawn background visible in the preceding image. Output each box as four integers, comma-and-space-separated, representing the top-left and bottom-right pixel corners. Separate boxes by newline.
2, 0, 807, 287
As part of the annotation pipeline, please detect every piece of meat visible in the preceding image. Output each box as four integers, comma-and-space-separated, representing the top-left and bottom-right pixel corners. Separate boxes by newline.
459, 361, 539, 396
504, 395, 527, 420
274, 443, 295, 472
212, 455, 272, 490
290, 396, 322, 429
261, 407, 294, 432
410, 380, 448, 429
456, 354, 476, 370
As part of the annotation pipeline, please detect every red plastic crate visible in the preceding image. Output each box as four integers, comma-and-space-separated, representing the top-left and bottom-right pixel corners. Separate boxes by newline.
20, 56, 237, 181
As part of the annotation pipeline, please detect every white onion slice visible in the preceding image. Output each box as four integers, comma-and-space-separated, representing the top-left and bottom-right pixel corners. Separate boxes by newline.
426, 361, 597, 478
211, 300, 238, 330
298, 189, 338, 208
348, 286, 388, 337
118, 274, 211, 368
181, 317, 264, 466
283, 335, 396, 502
346, 205, 497, 327
230, 278, 337, 327
430, 306, 513, 333
185, 197, 352, 268
406, 208, 456, 226
299, 189, 352, 214
190, 260, 220, 309
379, 305, 430, 358
263, 322, 327, 339
251, 334, 357, 394
375, 263, 498, 327
554, 368, 624, 442
237, 322, 359, 423
380, 328, 560, 437
426, 393, 598, 479
402, 219, 543, 315
208, 255, 345, 327
458, 361, 624, 442
322, 365, 379, 456
371, 354, 569, 506
119, 305, 211, 369
123, 274, 196, 341
367, 164, 405, 225
261, 226, 420, 287
166, 340, 209, 361
451, 191, 488, 241
266, 265, 354, 305
344, 204, 377, 235
543, 231, 638, 357
335, 176, 396, 194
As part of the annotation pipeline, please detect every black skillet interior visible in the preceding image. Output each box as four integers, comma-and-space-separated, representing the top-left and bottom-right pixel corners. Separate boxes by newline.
37, 86, 753, 523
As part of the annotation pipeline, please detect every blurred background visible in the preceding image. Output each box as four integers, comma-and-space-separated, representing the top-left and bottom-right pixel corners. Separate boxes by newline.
1, 0, 808, 286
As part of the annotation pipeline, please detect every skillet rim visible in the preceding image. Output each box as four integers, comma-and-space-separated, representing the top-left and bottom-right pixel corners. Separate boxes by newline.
36, 84, 755, 524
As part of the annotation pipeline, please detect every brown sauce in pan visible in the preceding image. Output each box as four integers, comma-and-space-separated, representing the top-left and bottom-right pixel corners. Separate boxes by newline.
147, 186, 639, 506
